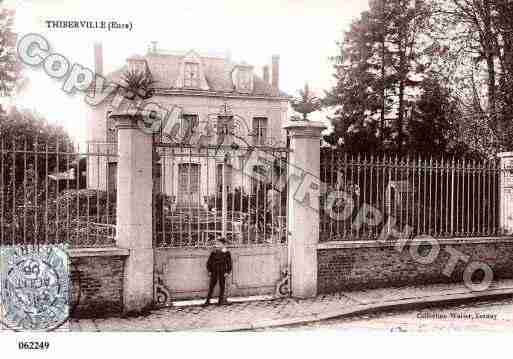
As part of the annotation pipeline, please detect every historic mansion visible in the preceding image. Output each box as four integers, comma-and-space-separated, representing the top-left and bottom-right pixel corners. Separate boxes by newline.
86, 43, 290, 206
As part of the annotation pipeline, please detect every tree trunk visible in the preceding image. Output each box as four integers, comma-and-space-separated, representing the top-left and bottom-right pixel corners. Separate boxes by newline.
482, 0, 499, 147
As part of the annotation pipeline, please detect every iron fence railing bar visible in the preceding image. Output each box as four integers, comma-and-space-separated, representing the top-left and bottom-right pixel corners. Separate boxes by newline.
1, 137, 3, 246
370, 155, 375, 239
75, 144, 80, 248
464, 158, 468, 235
65, 142, 70, 245
434, 157, 438, 237
0, 138, 116, 248
406, 155, 411, 238
152, 143, 290, 248
428, 157, 432, 236
11, 140, 15, 245
455, 158, 460, 236
319, 150, 508, 242
328, 150, 333, 239
3, 139, 508, 247
23, 138, 27, 246
493, 159, 498, 235
55, 139, 60, 245
477, 160, 481, 235
86, 142, 91, 246
45, 140, 49, 245
34, 138, 39, 247
472, 159, 476, 235
488, 160, 492, 235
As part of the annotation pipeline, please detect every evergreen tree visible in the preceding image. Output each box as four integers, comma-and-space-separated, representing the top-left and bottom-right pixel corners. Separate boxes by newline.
387, 0, 431, 152
323, 5, 394, 151
324, 0, 432, 153
407, 78, 462, 155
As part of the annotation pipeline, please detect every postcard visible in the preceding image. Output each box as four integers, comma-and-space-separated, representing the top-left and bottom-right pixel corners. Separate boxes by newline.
1, 0, 513, 356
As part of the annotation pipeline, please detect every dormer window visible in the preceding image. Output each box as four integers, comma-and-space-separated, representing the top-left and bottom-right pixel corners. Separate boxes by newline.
238, 69, 252, 91
232, 64, 254, 93
127, 55, 149, 75
184, 62, 200, 88
175, 51, 209, 90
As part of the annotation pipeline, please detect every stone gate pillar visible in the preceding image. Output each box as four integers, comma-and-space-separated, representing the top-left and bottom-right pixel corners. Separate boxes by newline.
112, 112, 154, 313
284, 121, 326, 298
499, 152, 513, 235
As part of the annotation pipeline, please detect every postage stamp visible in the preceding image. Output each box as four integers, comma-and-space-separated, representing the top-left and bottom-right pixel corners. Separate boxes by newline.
0, 246, 70, 331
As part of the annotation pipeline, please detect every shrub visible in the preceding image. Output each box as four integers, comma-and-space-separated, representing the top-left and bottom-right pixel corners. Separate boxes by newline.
55, 189, 116, 222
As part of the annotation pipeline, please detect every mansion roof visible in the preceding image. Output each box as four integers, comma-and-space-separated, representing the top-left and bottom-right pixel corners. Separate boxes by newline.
104, 50, 289, 99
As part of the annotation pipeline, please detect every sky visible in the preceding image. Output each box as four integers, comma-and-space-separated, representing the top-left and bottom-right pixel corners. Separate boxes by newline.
6, 0, 369, 143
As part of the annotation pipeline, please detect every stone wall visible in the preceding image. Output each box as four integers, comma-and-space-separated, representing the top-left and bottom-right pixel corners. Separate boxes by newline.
317, 238, 513, 294
69, 248, 129, 318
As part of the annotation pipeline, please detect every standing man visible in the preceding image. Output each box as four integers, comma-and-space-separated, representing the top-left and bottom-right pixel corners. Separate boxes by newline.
204, 237, 232, 306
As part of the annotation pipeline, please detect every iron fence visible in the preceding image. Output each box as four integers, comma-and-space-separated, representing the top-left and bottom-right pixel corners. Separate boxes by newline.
0, 139, 117, 247
320, 151, 506, 241
153, 144, 289, 248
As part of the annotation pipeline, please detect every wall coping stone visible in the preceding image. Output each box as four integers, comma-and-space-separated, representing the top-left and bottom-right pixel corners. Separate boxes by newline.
68, 247, 130, 258
497, 152, 513, 158
283, 121, 326, 139
317, 237, 513, 250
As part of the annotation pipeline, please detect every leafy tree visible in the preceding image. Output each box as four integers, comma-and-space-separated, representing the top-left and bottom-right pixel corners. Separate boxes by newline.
406, 78, 467, 156
0, 107, 73, 192
0, 7, 19, 112
431, 0, 513, 152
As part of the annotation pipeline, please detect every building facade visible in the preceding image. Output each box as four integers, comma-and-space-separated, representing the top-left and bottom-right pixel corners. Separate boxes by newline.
86, 43, 290, 207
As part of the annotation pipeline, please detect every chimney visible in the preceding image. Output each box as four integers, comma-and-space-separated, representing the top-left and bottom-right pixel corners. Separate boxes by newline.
271, 54, 280, 89
262, 65, 270, 84
150, 41, 158, 53
94, 42, 103, 76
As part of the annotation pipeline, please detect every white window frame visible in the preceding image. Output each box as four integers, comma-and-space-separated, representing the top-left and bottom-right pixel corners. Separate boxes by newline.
184, 62, 200, 88
252, 117, 268, 146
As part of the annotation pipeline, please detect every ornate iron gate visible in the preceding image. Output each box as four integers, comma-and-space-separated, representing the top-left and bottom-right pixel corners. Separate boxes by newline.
152, 140, 291, 306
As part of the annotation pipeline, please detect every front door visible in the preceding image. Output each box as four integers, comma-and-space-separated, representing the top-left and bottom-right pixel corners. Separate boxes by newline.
177, 163, 200, 204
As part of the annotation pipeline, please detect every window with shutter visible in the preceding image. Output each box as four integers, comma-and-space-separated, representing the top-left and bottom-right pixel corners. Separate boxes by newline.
252, 117, 268, 146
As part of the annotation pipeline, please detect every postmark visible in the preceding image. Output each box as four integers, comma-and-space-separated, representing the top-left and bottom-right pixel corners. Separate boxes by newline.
0, 245, 70, 331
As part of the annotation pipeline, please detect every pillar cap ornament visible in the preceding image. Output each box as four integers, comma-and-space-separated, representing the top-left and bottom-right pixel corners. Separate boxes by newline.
283, 120, 326, 139
110, 109, 160, 132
